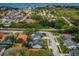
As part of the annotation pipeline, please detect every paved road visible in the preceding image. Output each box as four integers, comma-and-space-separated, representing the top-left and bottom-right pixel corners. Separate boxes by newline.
0, 28, 66, 32
40, 31, 61, 56
46, 32, 60, 56
0, 30, 23, 33
62, 16, 73, 26
62, 16, 79, 29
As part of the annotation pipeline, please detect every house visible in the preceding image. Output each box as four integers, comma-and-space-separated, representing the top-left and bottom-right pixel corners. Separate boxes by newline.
0, 39, 12, 48
32, 39, 44, 48
69, 49, 79, 56
12, 43, 22, 48
32, 44, 43, 48
17, 34, 28, 41
0, 32, 4, 41
61, 34, 77, 49
3, 19, 12, 27
63, 39, 77, 49
61, 34, 74, 40
33, 32, 42, 40
0, 32, 4, 39
32, 32, 44, 48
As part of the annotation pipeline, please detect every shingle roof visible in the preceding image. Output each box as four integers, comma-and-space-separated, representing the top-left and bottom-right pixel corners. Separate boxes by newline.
69, 49, 79, 56
0, 32, 4, 39
32, 32, 44, 48
63, 39, 77, 49
18, 34, 28, 40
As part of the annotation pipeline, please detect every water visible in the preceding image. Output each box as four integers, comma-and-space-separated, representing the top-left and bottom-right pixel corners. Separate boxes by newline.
0, 3, 79, 8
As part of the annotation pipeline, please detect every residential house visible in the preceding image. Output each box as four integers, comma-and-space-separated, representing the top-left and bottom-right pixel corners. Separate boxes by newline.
17, 34, 28, 41
61, 34, 77, 49
0, 32, 4, 41
69, 49, 79, 56
3, 19, 12, 27
32, 32, 44, 48
0, 39, 12, 48
12, 43, 22, 48
63, 39, 77, 49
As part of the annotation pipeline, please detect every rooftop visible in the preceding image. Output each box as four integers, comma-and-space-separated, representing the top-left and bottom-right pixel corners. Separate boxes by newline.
17, 34, 28, 41
0, 32, 4, 39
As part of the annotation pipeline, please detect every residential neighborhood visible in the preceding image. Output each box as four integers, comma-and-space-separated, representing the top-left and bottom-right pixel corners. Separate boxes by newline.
0, 3, 79, 56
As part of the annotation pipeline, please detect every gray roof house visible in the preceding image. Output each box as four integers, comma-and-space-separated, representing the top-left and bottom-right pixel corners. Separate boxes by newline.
3, 19, 12, 27
32, 44, 43, 48
0, 39, 12, 48
32, 32, 44, 48
69, 49, 79, 56
61, 34, 77, 49
63, 39, 77, 49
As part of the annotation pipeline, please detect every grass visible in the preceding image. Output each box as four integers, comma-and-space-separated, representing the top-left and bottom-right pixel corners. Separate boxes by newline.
29, 49, 53, 56
51, 31, 59, 36
56, 37, 62, 43
56, 36, 70, 53
43, 38, 51, 49
60, 45, 70, 53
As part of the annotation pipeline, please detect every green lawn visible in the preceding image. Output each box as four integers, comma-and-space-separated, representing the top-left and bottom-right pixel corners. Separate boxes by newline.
52, 31, 59, 36
56, 37, 62, 43
60, 45, 70, 53
56, 37, 70, 53
43, 38, 51, 49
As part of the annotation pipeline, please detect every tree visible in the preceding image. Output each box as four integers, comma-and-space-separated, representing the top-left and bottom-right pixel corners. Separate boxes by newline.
5, 35, 17, 44
3, 47, 29, 56
24, 28, 38, 35
74, 34, 79, 43
54, 22, 63, 29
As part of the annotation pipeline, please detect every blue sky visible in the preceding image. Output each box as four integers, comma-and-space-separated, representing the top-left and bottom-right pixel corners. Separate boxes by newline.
0, 3, 79, 8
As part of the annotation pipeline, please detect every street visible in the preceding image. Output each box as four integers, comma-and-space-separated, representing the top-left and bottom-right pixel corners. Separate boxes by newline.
62, 16, 79, 29
46, 32, 60, 56
39, 31, 61, 56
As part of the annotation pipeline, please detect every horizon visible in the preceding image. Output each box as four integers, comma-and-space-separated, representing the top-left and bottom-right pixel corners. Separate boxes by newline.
0, 3, 79, 8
